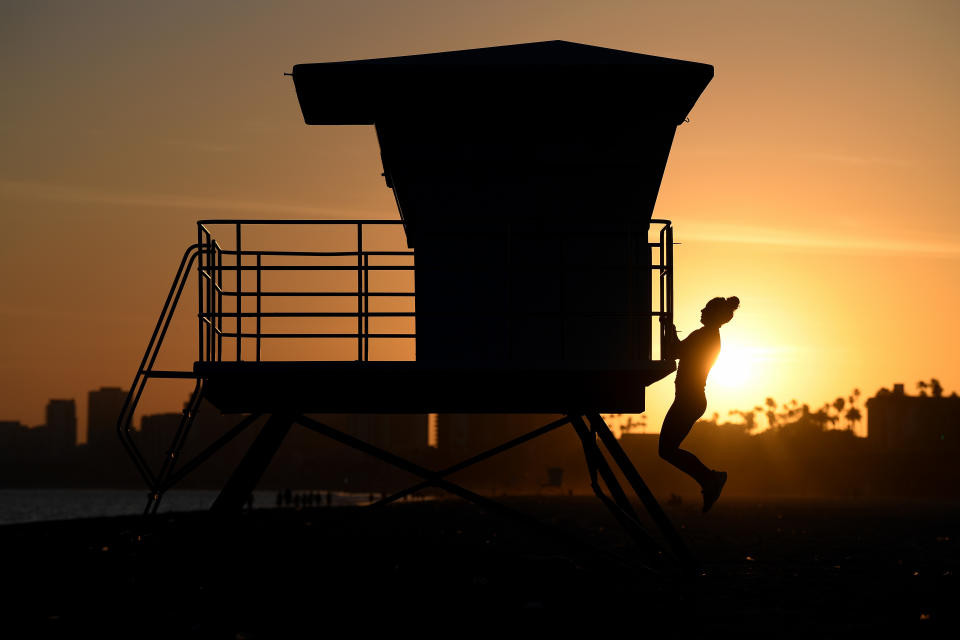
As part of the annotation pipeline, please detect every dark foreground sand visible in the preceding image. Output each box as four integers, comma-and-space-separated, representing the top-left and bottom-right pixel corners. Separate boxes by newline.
1, 496, 957, 636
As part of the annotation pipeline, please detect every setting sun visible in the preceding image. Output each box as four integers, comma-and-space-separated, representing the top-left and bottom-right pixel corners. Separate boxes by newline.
710, 340, 752, 389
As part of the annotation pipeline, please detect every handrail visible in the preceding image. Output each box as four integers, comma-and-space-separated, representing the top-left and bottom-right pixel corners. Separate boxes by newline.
115, 238, 258, 514
653, 219, 674, 362
197, 219, 408, 225
116, 243, 201, 488
116, 216, 675, 519
192, 218, 674, 365
116, 217, 674, 512
197, 220, 415, 363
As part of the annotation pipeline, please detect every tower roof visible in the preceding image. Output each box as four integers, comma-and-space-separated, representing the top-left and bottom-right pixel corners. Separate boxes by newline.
292, 40, 713, 125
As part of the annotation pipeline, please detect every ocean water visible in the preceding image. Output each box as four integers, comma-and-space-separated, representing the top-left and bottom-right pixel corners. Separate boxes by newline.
0, 489, 372, 526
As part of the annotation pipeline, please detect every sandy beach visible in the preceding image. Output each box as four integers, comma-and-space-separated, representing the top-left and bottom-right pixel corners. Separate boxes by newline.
1, 496, 957, 636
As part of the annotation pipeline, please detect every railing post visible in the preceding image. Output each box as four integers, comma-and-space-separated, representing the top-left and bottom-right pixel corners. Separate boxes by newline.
364, 252, 369, 362
666, 223, 674, 327
236, 222, 242, 361
197, 224, 204, 363
207, 232, 214, 362
627, 220, 635, 361
216, 242, 223, 361
256, 252, 262, 362
659, 225, 666, 361
357, 223, 363, 362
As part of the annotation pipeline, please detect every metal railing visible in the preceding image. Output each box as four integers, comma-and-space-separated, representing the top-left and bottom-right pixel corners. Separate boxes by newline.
651, 218, 674, 362
197, 219, 415, 363
194, 218, 675, 364
117, 216, 674, 507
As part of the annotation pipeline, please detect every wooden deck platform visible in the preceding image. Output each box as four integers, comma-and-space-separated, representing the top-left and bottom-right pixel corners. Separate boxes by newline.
195, 361, 675, 414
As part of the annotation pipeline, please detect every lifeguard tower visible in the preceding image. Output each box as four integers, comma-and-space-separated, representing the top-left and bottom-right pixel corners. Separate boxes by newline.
118, 41, 712, 568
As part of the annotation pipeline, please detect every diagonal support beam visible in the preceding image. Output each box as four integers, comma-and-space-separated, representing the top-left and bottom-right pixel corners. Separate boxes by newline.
372, 415, 573, 507
159, 413, 262, 493
570, 416, 665, 561
211, 413, 294, 514
146, 380, 206, 515
294, 414, 644, 570
296, 415, 555, 513
571, 416, 643, 524
585, 412, 693, 568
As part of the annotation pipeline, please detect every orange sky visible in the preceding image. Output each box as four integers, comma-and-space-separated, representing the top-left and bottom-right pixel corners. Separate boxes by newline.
2, 1, 959, 440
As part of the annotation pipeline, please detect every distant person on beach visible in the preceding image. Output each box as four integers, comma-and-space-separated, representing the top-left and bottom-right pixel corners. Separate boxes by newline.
660, 296, 740, 513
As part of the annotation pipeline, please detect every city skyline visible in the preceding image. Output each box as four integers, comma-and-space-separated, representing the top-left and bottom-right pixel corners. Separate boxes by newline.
2, 375, 952, 447
2, 380, 957, 502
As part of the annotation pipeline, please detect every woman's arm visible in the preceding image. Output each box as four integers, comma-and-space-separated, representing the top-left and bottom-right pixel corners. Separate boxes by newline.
667, 325, 701, 361
664, 321, 684, 360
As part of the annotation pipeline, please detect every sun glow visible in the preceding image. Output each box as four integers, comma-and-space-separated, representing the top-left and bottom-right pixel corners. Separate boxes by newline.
702, 338, 797, 417
709, 340, 753, 389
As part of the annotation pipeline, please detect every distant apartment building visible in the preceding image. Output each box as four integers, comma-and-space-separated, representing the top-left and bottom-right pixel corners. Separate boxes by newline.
348, 414, 428, 452
435, 414, 558, 453
303, 414, 428, 453
87, 387, 128, 449
45, 398, 77, 450
1, 399, 76, 460
0, 420, 28, 453
866, 383, 960, 450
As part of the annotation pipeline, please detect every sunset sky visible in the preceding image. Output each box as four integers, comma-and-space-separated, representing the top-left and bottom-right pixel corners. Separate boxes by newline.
2, 1, 958, 441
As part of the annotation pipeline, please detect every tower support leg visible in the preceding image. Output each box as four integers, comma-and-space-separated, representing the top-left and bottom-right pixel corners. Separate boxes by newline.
211, 413, 293, 514
145, 379, 205, 515
570, 416, 663, 560
585, 412, 694, 568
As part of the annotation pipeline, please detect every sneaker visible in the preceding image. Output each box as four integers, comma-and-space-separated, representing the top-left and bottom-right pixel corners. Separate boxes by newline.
701, 470, 727, 513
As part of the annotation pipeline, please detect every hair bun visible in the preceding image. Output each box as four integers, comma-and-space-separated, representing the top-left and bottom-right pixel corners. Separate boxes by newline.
726, 296, 740, 311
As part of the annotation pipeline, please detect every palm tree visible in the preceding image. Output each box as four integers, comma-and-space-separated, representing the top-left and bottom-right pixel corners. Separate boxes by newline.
728, 407, 760, 433
820, 403, 836, 428
845, 406, 862, 432
930, 378, 943, 398
832, 397, 846, 429
765, 397, 778, 429
622, 413, 647, 434
848, 388, 862, 434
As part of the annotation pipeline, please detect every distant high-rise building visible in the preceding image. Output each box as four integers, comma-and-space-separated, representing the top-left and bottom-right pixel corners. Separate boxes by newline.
0, 420, 29, 455
435, 414, 558, 453
45, 399, 77, 450
349, 414, 429, 452
867, 384, 960, 450
87, 387, 127, 450
300, 414, 429, 453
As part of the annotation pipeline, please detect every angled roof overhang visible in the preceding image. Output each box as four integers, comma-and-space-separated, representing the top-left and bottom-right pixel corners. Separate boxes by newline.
292, 40, 713, 126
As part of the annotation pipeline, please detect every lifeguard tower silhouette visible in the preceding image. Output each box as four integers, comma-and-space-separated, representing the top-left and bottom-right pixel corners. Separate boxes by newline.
118, 41, 712, 568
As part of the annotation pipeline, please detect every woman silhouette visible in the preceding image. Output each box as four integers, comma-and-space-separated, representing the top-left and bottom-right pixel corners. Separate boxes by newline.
660, 296, 739, 513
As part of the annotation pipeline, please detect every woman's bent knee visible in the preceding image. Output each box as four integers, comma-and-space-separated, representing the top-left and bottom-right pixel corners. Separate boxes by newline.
659, 442, 678, 460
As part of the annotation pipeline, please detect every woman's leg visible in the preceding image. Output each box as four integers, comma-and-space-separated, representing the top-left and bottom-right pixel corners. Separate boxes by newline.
658, 396, 712, 489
